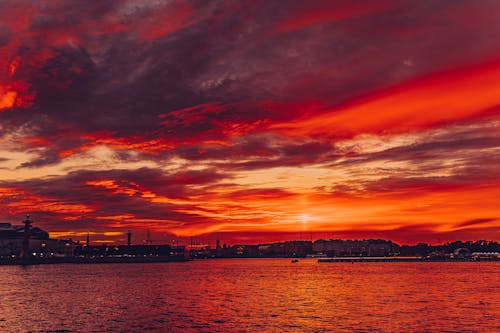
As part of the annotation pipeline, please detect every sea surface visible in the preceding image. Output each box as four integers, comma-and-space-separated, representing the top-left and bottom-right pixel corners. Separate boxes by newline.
0, 259, 498, 333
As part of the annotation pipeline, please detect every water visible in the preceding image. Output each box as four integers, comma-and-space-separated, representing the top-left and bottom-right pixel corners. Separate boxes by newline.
0, 259, 498, 332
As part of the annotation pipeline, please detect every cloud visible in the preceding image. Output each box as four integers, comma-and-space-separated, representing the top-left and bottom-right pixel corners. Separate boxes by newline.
0, 167, 231, 236
273, 0, 394, 33
0, 1, 500, 242
270, 61, 500, 138
454, 218, 497, 228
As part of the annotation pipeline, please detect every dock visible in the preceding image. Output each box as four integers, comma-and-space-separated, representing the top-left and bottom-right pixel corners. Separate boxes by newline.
317, 256, 500, 262
319, 256, 425, 262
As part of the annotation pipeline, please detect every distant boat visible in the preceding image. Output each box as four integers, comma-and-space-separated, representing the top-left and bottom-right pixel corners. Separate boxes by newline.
291, 259, 299, 263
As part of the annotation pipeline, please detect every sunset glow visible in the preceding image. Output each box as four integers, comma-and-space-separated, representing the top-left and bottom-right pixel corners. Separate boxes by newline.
0, 0, 499, 245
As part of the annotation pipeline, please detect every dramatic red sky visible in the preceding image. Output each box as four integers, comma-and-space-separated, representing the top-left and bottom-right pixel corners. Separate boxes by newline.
1, 0, 499, 245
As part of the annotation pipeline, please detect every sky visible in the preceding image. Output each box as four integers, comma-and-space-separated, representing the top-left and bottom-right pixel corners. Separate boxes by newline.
0, 0, 499, 245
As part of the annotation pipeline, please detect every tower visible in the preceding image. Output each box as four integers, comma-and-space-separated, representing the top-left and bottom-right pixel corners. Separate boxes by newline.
22, 214, 32, 259
127, 230, 132, 246
86, 232, 90, 246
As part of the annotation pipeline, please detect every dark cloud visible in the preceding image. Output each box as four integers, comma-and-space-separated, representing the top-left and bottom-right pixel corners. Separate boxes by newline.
19, 153, 60, 168
226, 188, 294, 201
2, 0, 500, 167
324, 118, 500, 195
455, 218, 497, 228
175, 134, 339, 170
0, 24, 10, 47
338, 124, 500, 168
221, 139, 339, 170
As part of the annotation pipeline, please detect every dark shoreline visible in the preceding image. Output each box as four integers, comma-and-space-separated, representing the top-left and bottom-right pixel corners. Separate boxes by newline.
0, 256, 187, 266
1, 256, 499, 265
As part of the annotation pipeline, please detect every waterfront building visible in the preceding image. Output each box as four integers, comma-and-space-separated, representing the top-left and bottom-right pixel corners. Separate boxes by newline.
0, 218, 74, 258
312, 239, 399, 257
74, 244, 186, 258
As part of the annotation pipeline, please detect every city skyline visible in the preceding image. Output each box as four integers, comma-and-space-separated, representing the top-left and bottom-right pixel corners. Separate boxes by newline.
1, 1, 499, 245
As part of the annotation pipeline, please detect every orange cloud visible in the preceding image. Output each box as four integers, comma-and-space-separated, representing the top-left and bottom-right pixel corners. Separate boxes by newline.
271, 60, 500, 138
0, 90, 17, 110
0, 81, 34, 111
0, 57, 35, 111
0, 186, 92, 216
